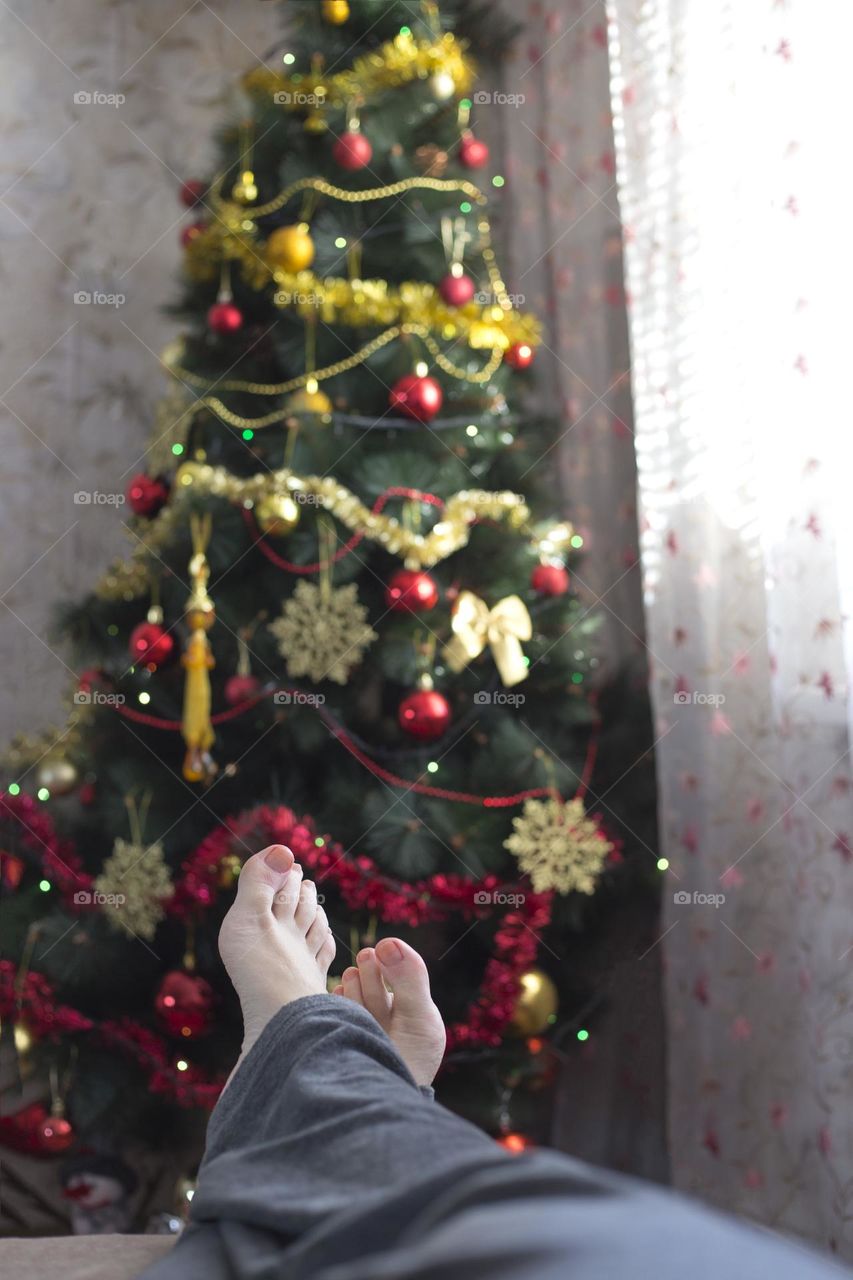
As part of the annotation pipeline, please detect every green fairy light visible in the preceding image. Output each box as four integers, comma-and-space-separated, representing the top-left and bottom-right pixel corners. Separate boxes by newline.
460, 201, 472, 213
172, 443, 184, 456
37, 788, 49, 802
492, 175, 505, 188
314, 837, 325, 847
335, 236, 347, 248
460, 97, 472, 110
8, 782, 20, 796
577, 1028, 589, 1042
242, 429, 254, 441
107, 624, 119, 636
400, 25, 411, 35
39, 879, 51, 892
571, 672, 583, 684
657, 857, 669, 871
427, 761, 439, 774
570, 534, 584, 548
283, 53, 295, 65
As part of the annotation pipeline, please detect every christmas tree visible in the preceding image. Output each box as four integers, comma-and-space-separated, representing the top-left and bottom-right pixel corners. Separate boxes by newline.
1, 0, 648, 1185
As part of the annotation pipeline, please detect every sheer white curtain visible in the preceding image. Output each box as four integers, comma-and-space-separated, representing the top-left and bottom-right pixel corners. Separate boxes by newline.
608, 0, 853, 1255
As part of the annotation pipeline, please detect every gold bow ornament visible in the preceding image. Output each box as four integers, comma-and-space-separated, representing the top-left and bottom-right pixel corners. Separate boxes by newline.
442, 591, 532, 687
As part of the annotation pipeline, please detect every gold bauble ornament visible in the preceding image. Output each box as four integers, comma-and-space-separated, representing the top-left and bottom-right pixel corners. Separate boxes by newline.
430, 70, 456, 102
35, 757, 78, 796
286, 387, 333, 419
254, 493, 301, 537
322, 0, 350, 23
509, 968, 559, 1036
266, 224, 315, 272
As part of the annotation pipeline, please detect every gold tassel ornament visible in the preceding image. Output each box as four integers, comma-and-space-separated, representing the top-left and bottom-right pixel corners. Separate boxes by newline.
182, 514, 217, 783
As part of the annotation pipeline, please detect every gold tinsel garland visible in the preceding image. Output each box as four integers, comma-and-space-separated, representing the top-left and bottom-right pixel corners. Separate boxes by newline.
95, 467, 529, 599
242, 31, 474, 126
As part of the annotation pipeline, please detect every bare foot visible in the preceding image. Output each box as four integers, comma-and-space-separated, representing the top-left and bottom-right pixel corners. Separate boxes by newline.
335, 938, 446, 1087
218, 845, 336, 1071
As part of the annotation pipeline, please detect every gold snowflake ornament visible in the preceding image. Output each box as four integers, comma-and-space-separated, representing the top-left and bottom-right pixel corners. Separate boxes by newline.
94, 837, 174, 939
504, 796, 612, 895
270, 580, 377, 685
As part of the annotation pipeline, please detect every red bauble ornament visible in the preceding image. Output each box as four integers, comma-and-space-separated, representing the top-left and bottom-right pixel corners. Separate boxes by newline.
398, 688, 451, 741
389, 374, 443, 423
38, 1111, 75, 1155
504, 342, 535, 370
439, 272, 476, 308
180, 221, 205, 248
224, 673, 261, 706
332, 131, 373, 170
207, 301, 243, 334
129, 621, 175, 669
531, 563, 570, 597
155, 970, 214, 1038
0, 1102, 51, 1154
127, 473, 169, 518
180, 179, 206, 207
459, 133, 490, 170
385, 569, 439, 613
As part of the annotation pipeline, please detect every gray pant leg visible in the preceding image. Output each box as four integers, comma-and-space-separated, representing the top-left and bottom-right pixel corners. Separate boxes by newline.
141, 994, 848, 1280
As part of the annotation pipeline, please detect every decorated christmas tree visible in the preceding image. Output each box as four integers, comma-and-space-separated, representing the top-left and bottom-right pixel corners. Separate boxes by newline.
1, 0, 651, 1193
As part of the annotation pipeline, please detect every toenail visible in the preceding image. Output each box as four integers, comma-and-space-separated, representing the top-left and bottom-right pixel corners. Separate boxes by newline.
357, 948, 375, 963
264, 845, 292, 871
376, 939, 404, 964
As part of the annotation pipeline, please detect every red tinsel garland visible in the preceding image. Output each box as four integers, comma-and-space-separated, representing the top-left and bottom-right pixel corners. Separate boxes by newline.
0, 790, 92, 904
168, 803, 554, 1052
